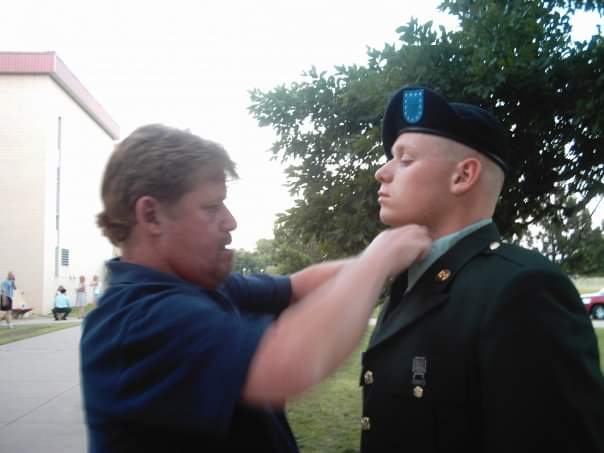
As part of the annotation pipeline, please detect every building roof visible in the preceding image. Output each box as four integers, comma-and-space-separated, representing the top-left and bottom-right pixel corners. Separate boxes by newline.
0, 51, 119, 140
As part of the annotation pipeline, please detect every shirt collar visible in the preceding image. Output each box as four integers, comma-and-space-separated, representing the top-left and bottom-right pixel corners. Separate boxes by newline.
406, 218, 493, 292
106, 258, 202, 292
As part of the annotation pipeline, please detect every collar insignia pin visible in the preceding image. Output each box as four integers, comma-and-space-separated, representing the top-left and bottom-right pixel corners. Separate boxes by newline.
436, 269, 451, 282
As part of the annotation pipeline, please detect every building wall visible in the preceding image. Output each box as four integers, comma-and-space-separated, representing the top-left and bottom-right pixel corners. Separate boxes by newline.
46, 76, 116, 312
0, 75, 48, 314
0, 74, 116, 314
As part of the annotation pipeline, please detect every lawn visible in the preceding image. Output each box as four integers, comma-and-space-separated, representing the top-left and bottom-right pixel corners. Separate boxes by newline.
597, 328, 604, 368
288, 326, 604, 453
287, 333, 369, 453
0, 322, 79, 346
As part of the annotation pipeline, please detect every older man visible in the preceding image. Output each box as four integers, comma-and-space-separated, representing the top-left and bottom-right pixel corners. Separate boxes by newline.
359, 86, 604, 452
80, 124, 431, 453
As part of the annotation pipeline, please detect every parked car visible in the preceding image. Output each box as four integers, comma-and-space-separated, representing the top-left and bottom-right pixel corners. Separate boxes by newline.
581, 288, 604, 320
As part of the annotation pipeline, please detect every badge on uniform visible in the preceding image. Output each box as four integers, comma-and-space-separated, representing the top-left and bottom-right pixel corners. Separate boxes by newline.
402, 89, 424, 123
411, 356, 427, 398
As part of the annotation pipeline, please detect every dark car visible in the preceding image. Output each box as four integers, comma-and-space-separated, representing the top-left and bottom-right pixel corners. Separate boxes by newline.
582, 288, 604, 320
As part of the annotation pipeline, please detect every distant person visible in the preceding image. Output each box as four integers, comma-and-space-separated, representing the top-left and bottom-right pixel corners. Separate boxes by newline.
1, 271, 17, 328
80, 124, 431, 452
89, 275, 102, 307
359, 86, 604, 452
75, 275, 87, 318
52, 287, 72, 320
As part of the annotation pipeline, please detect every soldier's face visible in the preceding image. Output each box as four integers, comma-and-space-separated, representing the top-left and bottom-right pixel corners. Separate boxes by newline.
375, 133, 458, 230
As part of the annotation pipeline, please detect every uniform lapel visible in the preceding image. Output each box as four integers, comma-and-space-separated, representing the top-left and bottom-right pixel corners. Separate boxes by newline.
368, 223, 502, 351
369, 272, 407, 346
368, 279, 447, 349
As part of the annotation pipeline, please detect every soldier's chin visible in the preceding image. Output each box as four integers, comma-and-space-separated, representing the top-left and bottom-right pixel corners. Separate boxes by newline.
380, 211, 411, 228
379, 210, 397, 227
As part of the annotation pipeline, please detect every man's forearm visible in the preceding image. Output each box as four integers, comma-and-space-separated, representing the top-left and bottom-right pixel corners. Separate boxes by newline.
244, 253, 388, 405
242, 225, 430, 406
289, 258, 353, 302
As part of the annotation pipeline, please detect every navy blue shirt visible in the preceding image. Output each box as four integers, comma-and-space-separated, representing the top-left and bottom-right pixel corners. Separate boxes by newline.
81, 259, 298, 453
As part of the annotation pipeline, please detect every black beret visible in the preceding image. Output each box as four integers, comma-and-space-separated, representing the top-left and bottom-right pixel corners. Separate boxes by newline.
382, 86, 510, 174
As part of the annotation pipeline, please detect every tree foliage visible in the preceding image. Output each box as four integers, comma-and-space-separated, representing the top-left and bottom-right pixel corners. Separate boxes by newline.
233, 239, 276, 274
233, 233, 324, 276
523, 197, 604, 274
249, 0, 604, 258
270, 218, 327, 274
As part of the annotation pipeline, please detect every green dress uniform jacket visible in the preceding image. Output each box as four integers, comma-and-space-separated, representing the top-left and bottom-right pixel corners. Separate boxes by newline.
360, 223, 604, 453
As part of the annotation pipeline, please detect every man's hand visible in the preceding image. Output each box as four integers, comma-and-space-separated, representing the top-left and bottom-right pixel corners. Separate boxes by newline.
244, 224, 432, 405
362, 225, 432, 279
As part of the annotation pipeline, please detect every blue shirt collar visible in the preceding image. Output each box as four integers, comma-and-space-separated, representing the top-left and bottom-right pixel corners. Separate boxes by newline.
406, 218, 493, 292
106, 258, 203, 292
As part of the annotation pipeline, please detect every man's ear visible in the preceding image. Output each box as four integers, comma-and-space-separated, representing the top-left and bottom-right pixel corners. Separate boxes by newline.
450, 158, 481, 195
133, 196, 164, 235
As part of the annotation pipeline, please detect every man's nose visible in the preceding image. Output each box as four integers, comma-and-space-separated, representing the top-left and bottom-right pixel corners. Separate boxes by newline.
222, 207, 237, 231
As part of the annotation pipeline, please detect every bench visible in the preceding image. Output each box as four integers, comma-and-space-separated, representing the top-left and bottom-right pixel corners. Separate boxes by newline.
12, 308, 32, 319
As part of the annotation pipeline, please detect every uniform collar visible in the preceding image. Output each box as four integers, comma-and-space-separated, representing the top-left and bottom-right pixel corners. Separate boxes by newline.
369, 222, 503, 351
407, 219, 492, 292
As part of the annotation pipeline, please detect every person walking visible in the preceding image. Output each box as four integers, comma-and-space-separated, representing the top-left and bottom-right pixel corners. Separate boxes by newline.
1, 271, 17, 328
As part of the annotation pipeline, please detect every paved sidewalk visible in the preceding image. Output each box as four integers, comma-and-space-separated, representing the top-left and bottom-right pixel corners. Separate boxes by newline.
5, 314, 84, 326
0, 325, 87, 453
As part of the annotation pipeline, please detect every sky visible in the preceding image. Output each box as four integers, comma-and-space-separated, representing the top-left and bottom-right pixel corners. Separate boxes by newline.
1, 1, 602, 249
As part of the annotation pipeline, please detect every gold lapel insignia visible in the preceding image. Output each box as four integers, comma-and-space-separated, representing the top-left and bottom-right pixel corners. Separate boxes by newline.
435, 269, 451, 282
413, 386, 424, 398
360, 416, 371, 431
489, 241, 501, 250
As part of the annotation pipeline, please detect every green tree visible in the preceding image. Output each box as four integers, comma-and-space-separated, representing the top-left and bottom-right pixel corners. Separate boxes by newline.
271, 219, 327, 274
524, 197, 604, 274
250, 0, 604, 258
233, 249, 259, 274
233, 235, 324, 275
233, 247, 270, 275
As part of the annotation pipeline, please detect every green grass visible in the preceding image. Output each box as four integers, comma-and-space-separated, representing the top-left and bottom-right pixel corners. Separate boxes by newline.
287, 332, 369, 453
0, 322, 79, 346
44, 303, 96, 318
596, 329, 604, 369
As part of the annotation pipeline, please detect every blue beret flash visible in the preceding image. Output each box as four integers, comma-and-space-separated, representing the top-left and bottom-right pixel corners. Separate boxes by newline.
381, 87, 510, 175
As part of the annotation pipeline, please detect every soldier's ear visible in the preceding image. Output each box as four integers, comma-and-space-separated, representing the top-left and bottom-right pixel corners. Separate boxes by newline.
450, 158, 481, 195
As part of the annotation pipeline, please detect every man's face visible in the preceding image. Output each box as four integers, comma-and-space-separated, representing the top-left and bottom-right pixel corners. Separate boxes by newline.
375, 133, 458, 229
157, 174, 237, 289
8, 272, 15, 281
